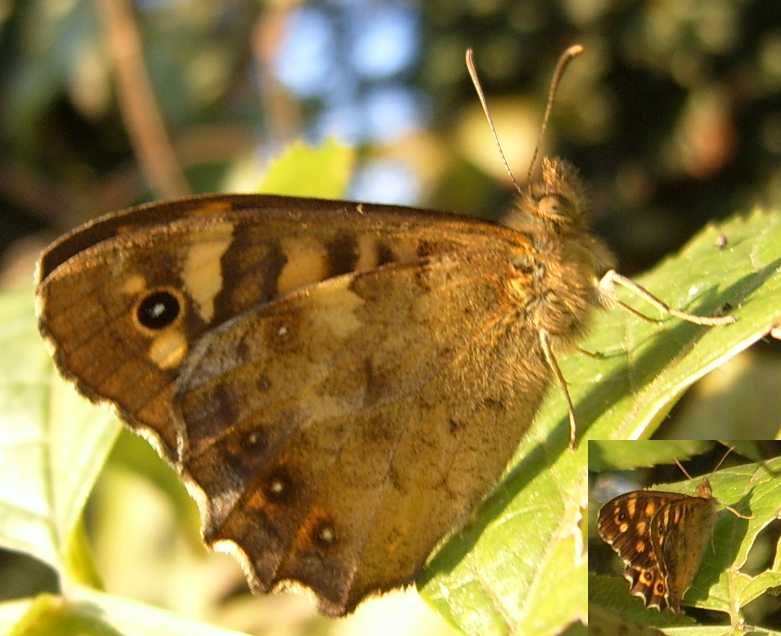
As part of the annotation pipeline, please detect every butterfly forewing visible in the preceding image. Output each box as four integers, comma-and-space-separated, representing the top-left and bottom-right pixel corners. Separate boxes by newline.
598, 490, 690, 611
36, 194, 531, 462
597, 491, 687, 570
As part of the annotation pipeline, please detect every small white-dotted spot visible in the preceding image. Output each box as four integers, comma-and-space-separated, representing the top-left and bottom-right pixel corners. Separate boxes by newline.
269, 479, 285, 494
318, 525, 335, 543
687, 284, 701, 299
247, 432, 260, 445
278, 325, 288, 337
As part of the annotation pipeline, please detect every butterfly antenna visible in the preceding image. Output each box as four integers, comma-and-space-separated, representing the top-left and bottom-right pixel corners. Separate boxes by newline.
674, 459, 694, 480
526, 44, 584, 183
465, 49, 523, 196
713, 444, 735, 472
674, 444, 733, 480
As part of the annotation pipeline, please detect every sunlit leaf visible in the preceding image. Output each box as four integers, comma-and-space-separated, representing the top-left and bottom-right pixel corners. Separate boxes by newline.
3, 591, 250, 636
0, 290, 119, 582
258, 138, 354, 199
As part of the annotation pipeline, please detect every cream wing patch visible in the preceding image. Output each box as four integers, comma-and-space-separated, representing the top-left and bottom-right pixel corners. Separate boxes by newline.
312, 276, 364, 339
148, 329, 188, 369
121, 274, 147, 296
277, 237, 329, 295
182, 221, 234, 322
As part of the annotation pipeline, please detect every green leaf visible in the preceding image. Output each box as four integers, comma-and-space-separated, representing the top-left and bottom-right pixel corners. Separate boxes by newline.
8, 593, 123, 636
588, 575, 694, 629
573, 210, 781, 442
3, 591, 250, 636
257, 138, 354, 199
0, 290, 120, 581
0, 599, 33, 635
419, 209, 781, 634
589, 440, 714, 471
669, 457, 781, 615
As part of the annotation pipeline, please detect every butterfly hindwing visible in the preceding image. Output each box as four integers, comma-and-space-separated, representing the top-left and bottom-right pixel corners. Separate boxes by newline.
627, 564, 669, 610
652, 495, 719, 612
172, 248, 549, 615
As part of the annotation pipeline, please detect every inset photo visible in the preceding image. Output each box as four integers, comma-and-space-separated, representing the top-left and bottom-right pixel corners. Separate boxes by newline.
589, 440, 781, 632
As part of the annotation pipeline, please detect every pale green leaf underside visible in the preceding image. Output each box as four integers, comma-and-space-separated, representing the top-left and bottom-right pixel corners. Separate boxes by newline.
68, 586, 250, 636
420, 209, 781, 635
0, 599, 33, 635
0, 290, 120, 577
2, 590, 250, 636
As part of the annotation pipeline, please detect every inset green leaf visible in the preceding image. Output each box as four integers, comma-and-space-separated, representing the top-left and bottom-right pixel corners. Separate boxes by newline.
591, 455, 781, 626
589, 440, 714, 472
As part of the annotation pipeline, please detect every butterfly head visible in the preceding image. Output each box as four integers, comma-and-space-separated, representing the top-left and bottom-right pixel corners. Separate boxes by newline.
696, 478, 713, 499
511, 157, 590, 233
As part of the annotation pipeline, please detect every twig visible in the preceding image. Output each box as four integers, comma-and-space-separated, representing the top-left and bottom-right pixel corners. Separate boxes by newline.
96, 0, 189, 198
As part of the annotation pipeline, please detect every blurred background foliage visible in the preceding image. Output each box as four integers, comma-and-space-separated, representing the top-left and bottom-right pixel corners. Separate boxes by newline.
1, 0, 780, 634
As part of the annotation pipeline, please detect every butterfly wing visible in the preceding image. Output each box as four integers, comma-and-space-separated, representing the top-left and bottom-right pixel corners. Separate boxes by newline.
36, 194, 530, 462
598, 491, 690, 611
651, 495, 718, 613
172, 245, 548, 615
37, 193, 547, 615
624, 564, 669, 611
597, 491, 688, 569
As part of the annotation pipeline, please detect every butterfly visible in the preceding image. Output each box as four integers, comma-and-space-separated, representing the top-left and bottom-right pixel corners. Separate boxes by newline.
34, 45, 732, 615
597, 478, 719, 613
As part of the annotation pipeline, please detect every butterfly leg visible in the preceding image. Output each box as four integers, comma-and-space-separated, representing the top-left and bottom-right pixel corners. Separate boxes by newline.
598, 269, 735, 326
539, 329, 577, 448
575, 345, 610, 359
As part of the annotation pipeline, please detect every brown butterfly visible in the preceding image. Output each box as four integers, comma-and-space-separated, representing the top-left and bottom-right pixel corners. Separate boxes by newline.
597, 479, 719, 613
35, 46, 732, 615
